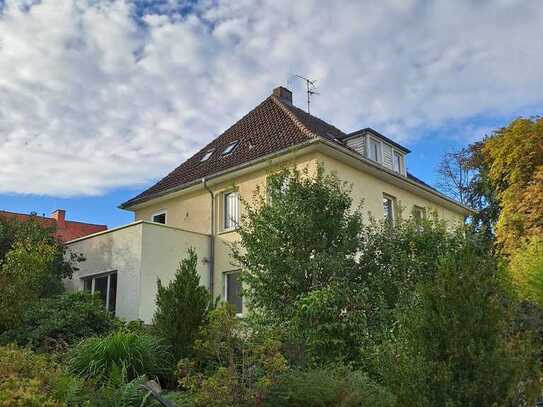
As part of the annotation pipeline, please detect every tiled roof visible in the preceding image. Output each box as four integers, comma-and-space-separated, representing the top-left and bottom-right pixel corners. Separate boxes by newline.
121, 94, 348, 208
0, 210, 107, 243
121, 89, 447, 210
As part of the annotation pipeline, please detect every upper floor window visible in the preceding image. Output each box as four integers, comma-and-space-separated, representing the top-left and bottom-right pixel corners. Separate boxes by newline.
412, 205, 426, 224
222, 141, 239, 156
368, 138, 382, 163
393, 151, 404, 174
200, 149, 214, 162
152, 211, 167, 224
83, 272, 117, 314
223, 191, 240, 230
224, 271, 242, 315
383, 194, 396, 226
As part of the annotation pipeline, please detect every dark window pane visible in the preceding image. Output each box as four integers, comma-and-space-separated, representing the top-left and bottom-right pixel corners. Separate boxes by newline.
153, 213, 166, 224
226, 272, 242, 314
108, 273, 117, 314
94, 276, 108, 307
83, 278, 92, 292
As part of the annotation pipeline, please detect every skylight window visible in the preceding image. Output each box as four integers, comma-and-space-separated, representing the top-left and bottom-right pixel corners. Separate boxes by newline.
200, 149, 214, 162
222, 141, 239, 156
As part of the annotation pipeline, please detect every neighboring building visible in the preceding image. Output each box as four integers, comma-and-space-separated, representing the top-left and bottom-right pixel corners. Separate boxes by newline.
65, 86, 471, 322
0, 209, 107, 243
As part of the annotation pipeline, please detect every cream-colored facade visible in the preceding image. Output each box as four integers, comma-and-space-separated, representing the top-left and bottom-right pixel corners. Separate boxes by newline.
66, 140, 468, 322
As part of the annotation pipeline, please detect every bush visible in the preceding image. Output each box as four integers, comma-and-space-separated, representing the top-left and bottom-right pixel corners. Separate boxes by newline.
68, 330, 173, 385
0, 292, 119, 351
265, 366, 396, 407
178, 304, 287, 407
153, 248, 211, 361
0, 344, 64, 406
373, 241, 541, 406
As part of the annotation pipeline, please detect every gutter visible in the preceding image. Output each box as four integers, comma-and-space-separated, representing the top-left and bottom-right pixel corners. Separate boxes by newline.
202, 178, 215, 295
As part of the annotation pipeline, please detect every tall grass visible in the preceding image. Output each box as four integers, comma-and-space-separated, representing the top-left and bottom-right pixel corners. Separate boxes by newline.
67, 330, 172, 384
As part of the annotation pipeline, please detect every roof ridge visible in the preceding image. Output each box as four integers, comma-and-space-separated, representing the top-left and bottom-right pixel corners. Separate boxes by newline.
269, 95, 318, 140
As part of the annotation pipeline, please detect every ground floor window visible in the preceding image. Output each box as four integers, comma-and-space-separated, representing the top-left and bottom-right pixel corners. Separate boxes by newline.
224, 271, 242, 315
83, 272, 117, 313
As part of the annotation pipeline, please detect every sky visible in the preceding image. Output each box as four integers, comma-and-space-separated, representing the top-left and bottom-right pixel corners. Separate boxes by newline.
0, 0, 542, 228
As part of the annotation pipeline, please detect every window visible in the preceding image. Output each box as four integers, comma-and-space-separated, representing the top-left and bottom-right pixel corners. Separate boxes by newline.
223, 191, 239, 230
383, 194, 396, 226
225, 271, 242, 315
393, 151, 403, 174
152, 211, 166, 224
83, 272, 117, 313
412, 205, 426, 224
368, 138, 382, 163
200, 149, 214, 162
222, 141, 239, 156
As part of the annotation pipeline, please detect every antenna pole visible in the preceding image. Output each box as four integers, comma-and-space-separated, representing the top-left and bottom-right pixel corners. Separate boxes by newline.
293, 75, 319, 114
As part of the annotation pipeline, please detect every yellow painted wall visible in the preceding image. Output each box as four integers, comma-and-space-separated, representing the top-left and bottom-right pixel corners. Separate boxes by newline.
133, 149, 465, 304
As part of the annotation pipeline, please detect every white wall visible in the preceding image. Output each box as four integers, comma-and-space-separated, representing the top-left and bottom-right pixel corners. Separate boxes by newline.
138, 222, 210, 323
65, 221, 211, 323
65, 223, 144, 321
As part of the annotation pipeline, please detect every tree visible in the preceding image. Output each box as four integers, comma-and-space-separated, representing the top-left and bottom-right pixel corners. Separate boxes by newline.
482, 117, 543, 253
0, 217, 78, 331
153, 248, 211, 361
374, 239, 541, 406
510, 237, 543, 308
232, 165, 364, 365
233, 165, 362, 321
436, 144, 499, 238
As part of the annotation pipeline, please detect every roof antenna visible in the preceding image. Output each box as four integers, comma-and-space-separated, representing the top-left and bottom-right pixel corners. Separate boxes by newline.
290, 75, 319, 114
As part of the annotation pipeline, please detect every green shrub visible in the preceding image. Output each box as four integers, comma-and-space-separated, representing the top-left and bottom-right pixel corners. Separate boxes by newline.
153, 248, 211, 361
373, 242, 541, 406
0, 292, 119, 351
68, 330, 172, 385
178, 304, 287, 407
0, 344, 64, 406
265, 366, 396, 407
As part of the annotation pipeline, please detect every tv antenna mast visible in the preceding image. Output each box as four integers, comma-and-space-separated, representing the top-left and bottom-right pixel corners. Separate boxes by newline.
292, 75, 319, 114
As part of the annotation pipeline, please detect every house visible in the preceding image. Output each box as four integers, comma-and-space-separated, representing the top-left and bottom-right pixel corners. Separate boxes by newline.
0, 209, 107, 243
65, 86, 470, 322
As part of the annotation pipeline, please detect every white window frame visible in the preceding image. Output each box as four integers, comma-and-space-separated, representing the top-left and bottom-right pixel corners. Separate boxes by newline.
82, 270, 117, 313
151, 210, 167, 224
223, 190, 240, 231
383, 193, 396, 226
224, 271, 243, 316
367, 136, 383, 164
412, 205, 426, 223
393, 150, 404, 174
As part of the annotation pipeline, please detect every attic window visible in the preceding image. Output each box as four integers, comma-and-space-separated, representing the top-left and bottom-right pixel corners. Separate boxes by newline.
222, 141, 239, 156
200, 149, 214, 162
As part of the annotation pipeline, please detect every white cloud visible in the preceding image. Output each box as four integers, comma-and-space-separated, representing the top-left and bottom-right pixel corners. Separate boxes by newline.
0, 0, 542, 196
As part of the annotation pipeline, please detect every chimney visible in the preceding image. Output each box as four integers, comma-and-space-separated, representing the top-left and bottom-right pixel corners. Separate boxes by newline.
51, 209, 66, 228
272, 86, 292, 104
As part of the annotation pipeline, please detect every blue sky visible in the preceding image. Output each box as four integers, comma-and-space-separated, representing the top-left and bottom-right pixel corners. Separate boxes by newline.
1, 0, 542, 228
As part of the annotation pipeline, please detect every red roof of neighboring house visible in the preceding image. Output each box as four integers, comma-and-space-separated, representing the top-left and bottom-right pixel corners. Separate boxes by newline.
0, 209, 107, 243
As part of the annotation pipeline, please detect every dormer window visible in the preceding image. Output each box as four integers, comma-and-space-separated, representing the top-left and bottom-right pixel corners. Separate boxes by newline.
200, 149, 214, 162
368, 138, 382, 163
222, 141, 239, 156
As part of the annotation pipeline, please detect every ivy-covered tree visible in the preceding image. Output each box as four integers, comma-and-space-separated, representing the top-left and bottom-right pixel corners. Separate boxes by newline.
153, 248, 211, 361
